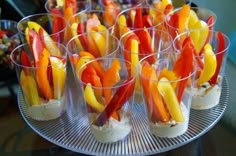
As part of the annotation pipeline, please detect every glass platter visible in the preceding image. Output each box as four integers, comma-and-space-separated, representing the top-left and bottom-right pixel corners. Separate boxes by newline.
17, 78, 229, 156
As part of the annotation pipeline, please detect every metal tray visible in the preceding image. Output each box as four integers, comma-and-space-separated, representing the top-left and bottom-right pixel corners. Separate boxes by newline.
17, 78, 229, 156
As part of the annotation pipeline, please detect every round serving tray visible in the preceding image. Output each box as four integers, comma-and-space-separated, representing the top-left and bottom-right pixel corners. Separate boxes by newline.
17, 78, 229, 156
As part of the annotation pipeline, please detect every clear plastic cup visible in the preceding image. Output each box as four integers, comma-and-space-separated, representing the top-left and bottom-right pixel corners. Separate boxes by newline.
78, 57, 137, 143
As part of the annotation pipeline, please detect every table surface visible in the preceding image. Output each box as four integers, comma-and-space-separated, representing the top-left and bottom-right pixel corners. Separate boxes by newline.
1, 60, 236, 156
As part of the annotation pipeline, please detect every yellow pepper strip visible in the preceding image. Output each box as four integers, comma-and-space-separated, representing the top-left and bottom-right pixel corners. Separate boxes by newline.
75, 55, 92, 78
190, 20, 209, 54
197, 44, 217, 86
90, 30, 106, 57
157, 77, 184, 122
50, 56, 66, 99
36, 48, 53, 100
188, 10, 199, 29
102, 58, 121, 104
130, 39, 140, 91
20, 70, 40, 106
84, 83, 104, 113
27, 21, 61, 56
158, 67, 178, 90
70, 23, 84, 51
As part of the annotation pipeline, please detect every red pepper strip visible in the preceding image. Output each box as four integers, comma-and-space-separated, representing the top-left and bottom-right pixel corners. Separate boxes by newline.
183, 37, 204, 69
77, 23, 89, 51
136, 29, 156, 64
81, 64, 103, 89
81, 64, 103, 99
93, 77, 135, 126
141, 61, 170, 122
209, 31, 225, 85
21, 50, 32, 67
134, 7, 143, 29
52, 13, 64, 43
173, 38, 194, 102
199, 16, 214, 56
168, 12, 179, 39
164, 4, 173, 16
143, 15, 153, 28
21, 50, 32, 75
28, 29, 45, 64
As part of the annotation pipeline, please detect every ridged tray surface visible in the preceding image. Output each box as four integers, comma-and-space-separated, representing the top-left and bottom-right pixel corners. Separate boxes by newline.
18, 78, 229, 156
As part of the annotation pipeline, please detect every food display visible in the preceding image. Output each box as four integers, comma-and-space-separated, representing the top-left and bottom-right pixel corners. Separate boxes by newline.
9, 0, 231, 154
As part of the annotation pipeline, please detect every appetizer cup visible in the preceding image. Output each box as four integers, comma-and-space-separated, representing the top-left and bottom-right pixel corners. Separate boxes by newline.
17, 13, 68, 45
139, 53, 196, 138
120, 28, 173, 104
10, 42, 68, 121
78, 57, 137, 143
173, 30, 230, 110
117, 6, 164, 39
165, 5, 217, 41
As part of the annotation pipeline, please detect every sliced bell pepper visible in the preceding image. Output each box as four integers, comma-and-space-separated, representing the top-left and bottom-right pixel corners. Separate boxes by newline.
102, 58, 121, 104
178, 5, 190, 39
77, 23, 89, 51
27, 29, 45, 64
157, 77, 184, 122
134, 7, 143, 29
70, 23, 84, 51
209, 31, 226, 85
81, 64, 103, 100
199, 15, 215, 56
90, 31, 106, 57
49, 56, 66, 99
143, 15, 153, 28
79, 51, 105, 78
20, 70, 40, 106
27, 21, 61, 56
84, 83, 104, 113
197, 43, 217, 86
173, 38, 194, 102
21, 50, 32, 68
136, 29, 156, 64
123, 33, 140, 75
141, 61, 170, 122
36, 48, 53, 100
93, 77, 135, 126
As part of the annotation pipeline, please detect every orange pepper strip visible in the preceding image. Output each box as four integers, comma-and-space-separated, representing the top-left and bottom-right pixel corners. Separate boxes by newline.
86, 14, 101, 57
141, 61, 170, 122
102, 58, 121, 104
36, 48, 53, 100
178, 5, 190, 42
